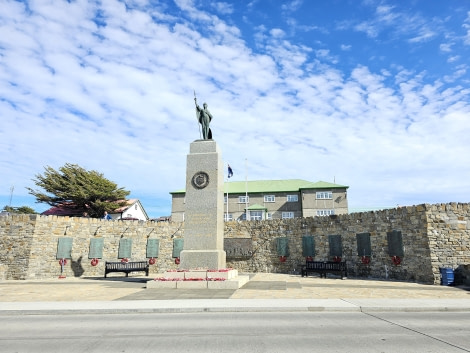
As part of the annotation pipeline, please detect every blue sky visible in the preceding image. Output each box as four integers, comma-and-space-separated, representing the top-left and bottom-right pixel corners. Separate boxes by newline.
1, 0, 469, 218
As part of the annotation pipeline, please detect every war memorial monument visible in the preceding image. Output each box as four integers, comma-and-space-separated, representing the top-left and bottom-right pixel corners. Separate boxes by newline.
147, 98, 248, 289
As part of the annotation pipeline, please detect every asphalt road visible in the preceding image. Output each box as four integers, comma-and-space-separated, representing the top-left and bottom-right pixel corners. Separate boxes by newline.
1, 312, 470, 353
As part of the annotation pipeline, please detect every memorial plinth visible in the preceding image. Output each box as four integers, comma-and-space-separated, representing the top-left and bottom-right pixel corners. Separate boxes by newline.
179, 140, 226, 270
147, 139, 249, 290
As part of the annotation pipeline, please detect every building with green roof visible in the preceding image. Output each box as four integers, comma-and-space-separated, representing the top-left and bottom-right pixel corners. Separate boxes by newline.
170, 179, 348, 222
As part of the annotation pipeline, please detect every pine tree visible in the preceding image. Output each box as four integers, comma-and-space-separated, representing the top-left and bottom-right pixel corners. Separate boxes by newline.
27, 163, 130, 217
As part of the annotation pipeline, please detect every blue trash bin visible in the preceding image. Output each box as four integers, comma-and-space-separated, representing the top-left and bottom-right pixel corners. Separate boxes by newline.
440, 268, 454, 286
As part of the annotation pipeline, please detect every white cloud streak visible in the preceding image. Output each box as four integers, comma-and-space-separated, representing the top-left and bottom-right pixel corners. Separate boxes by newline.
1, 0, 469, 216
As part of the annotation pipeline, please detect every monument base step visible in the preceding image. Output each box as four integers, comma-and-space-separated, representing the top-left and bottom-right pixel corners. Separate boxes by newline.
146, 270, 249, 289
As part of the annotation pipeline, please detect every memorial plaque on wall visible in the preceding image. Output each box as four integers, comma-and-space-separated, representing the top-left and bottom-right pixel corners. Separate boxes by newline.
89, 238, 104, 259
356, 233, 371, 256
172, 238, 184, 258
118, 238, 132, 259
276, 237, 289, 256
146, 239, 159, 258
302, 236, 315, 257
328, 235, 342, 257
224, 238, 253, 258
387, 230, 404, 256
56, 237, 73, 259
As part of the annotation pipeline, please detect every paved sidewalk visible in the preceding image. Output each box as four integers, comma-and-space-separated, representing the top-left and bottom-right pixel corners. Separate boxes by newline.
1, 273, 469, 314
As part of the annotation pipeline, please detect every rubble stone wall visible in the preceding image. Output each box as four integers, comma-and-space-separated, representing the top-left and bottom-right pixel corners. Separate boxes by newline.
1, 202, 468, 284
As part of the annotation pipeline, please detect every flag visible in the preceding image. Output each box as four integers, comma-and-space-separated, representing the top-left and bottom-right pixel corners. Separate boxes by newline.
228, 164, 233, 178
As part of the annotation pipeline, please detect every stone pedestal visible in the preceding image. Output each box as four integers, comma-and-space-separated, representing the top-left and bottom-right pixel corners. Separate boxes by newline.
179, 140, 226, 270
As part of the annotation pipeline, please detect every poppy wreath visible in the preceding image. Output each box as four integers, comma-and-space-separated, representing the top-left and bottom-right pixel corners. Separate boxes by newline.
333, 256, 341, 263
148, 257, 156, 265
175, 257, 180, 264
91, 258, 99, 266
361, 256, 371, 264
392, 256, 401, 265
59, 258, 67, 266
279, 256, 287, 262
121, 258, 129, 263
306, 256, 313, 262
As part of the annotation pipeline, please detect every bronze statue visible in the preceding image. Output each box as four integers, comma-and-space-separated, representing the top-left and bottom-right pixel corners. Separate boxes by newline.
194, 95, 213, 140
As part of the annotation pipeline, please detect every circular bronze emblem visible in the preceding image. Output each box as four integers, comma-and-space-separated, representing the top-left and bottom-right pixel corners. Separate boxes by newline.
191, 172, 209, 189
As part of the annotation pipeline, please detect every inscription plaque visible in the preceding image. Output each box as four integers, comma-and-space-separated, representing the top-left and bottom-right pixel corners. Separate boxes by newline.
328, 234, 342, 257
89, 238, 104, 259
118, 238, 132, 259
146, 238, 159, 258
356, 233, 371, 256
302, 236, 315, 257
173, 238, 184, 258
56, 237, 73, 259
224, 238, 253, 258
276, 237, 289, 256
387, 230, 404, 257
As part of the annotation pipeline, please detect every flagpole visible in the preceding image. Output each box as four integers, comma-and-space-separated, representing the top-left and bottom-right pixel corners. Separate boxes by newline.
225, 162, 228, 221
245, 158, 249, 221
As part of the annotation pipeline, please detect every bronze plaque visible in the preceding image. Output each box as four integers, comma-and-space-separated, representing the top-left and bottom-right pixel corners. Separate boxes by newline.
56, 237, 73, 259
356, 233, 371, 256
118, 238, 132, 259
224, 238, 253, 258
89, 238, 104, 259
328, 234, 342, 257
146, 238, 159, 258
387, 230, 404, 256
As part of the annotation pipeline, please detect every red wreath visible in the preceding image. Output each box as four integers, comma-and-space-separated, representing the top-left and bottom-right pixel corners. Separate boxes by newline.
175, 257, 180, 264
59, 258, 67, 266
361, 256, 370, 264
392, 256, 401, 265
279, 256, 287, 262
149, 257, 156, 265
306, 256, 313, 262
91, 258, 99, 266
121, 258, 129, 263
333, 256, 341, 263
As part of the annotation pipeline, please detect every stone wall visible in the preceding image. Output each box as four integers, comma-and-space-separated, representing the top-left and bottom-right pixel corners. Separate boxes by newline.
0, 215, 185, 280
1, 202, 469, 284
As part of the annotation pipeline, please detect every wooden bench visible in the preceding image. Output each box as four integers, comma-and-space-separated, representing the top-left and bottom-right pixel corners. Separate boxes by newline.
104, 261, 149, 278
301, 261, 347, 279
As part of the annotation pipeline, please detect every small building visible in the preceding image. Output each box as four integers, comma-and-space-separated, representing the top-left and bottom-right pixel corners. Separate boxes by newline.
42, 199, 149, 221
170, 179, 348, 222
111, 199, 148, 221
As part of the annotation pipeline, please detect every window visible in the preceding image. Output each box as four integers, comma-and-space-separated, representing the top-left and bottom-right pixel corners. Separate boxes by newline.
224, 213, 233, 221
282, 212, 294, 219
250, 211, 262, 220
238, 196, 249, 203
287, 194, 298, 202
266, 212, 273, 220
264, 195, 275, 202
224, 196, 227, 204
316, 209, 335, 216
316, 191, 333, 199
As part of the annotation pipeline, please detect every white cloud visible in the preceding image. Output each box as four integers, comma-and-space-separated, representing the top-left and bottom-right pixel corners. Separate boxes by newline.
1, 0, 469, 216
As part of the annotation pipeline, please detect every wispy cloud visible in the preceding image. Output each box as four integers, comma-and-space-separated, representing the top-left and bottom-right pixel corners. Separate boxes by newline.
1, 0, 469, 216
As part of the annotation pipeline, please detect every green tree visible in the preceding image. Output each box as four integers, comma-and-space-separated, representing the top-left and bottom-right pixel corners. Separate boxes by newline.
2, 205, 37, 214
27, 163, 130, 218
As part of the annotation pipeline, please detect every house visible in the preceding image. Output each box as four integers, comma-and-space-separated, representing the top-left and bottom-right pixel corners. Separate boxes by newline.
170, 179, 349, 222
111, 199, 148, 221
42, 199, 149, 221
